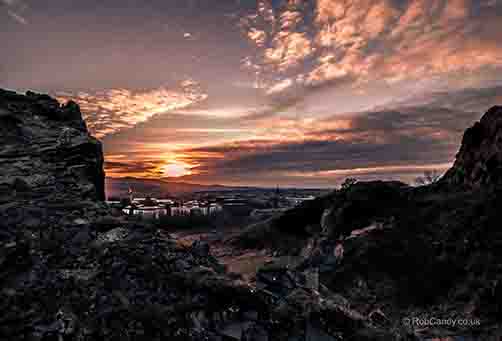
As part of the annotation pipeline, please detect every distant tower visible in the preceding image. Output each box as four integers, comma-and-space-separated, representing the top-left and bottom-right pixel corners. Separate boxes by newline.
273, 185, 280, 209
128, 185, 134, 204
126, 185, 135, 216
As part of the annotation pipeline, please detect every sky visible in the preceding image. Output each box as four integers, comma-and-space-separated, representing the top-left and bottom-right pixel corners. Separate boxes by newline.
2, 0, 502, 187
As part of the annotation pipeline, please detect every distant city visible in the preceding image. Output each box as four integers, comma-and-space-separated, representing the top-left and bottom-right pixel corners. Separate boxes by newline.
106, 186, 329, 221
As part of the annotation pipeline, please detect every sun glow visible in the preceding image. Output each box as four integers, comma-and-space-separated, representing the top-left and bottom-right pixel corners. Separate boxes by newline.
161, 162, 192, 178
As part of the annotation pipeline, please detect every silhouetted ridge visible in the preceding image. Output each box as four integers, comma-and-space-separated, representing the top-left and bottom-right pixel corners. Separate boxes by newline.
443, 105, 502, 189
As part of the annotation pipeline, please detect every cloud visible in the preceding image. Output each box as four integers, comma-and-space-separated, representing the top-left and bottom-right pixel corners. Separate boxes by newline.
7, 9, 27, 24
56, 82, 208, 138
155, 105, 481, 186
105, 160, 160, 177
378, 84, 502, 113
2, 0, 28, 24
240, 0, 502, 95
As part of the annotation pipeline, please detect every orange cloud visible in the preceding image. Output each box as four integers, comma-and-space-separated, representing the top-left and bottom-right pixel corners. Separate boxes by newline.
287, 163, 452, 178
265, 31, 314, 71
56, 82, 207, 138
241, 0, 502, 94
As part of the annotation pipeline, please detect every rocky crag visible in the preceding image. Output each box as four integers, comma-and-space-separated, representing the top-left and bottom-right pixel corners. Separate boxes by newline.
233, 106, 502, 340
0, 90, 393, 341
0, 89, 105, 211
443, 106, 502, 188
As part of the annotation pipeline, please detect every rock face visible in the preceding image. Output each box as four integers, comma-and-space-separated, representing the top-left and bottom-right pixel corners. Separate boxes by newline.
443, 105, 502, 189
0, 89, 105, 205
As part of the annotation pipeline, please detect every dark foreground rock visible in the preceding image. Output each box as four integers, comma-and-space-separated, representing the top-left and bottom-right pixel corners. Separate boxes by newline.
0, 90, 390, 341
232, 106, 502, 340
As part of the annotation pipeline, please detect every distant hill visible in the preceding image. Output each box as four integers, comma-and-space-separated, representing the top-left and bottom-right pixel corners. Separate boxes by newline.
105, 177, 250, 198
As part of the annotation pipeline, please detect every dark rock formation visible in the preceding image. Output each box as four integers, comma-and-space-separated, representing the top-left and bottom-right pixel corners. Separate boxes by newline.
0, 88, 105, 206
443, 106, 502, 189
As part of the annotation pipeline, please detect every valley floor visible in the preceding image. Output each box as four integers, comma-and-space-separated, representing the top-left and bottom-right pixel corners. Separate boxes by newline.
170, 226, 275, 281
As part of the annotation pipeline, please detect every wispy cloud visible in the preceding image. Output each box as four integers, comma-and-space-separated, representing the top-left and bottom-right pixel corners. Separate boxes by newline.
2, 0, 28, 24
7, 9, 27, 24
56, 81, 208, 138
1, 0, 18, 6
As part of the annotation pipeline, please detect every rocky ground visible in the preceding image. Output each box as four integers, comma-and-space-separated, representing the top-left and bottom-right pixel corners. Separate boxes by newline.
2, 89, 502, 340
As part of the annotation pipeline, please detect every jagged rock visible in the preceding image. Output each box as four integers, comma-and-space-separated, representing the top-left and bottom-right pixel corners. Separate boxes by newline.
0, 89, 105, 207
93, 215, 124, 232
443, 106, 502, 189
242, 323, 268, 341
192, 240, 211, 257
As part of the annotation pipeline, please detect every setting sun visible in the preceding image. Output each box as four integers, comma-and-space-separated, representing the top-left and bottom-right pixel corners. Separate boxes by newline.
161, 162, 191, 178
